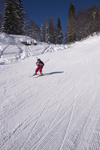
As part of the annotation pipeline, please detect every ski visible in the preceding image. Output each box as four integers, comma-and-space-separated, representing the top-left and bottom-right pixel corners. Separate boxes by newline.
34, 74, 44, 78
29, 74, 38, 77
29, 74, 44, 78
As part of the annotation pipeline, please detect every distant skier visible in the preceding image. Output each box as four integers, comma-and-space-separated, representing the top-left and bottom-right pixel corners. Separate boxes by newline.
34, 58, 44, 75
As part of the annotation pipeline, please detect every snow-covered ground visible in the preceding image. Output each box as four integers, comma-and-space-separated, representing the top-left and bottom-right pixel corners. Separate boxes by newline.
0, 33, 100, 150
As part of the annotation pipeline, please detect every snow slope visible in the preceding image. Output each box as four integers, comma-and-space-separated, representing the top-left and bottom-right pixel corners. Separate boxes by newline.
0, 33, 100, 150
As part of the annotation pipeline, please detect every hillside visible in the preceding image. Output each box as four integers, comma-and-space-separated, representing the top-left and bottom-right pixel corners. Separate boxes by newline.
0, 33, 100, 150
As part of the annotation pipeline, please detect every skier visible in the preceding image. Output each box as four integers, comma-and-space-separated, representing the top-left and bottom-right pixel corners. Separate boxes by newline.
34, 58, 44, 75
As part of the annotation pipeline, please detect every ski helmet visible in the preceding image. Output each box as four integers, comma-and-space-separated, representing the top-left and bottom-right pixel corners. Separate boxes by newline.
37, 58, 41, 62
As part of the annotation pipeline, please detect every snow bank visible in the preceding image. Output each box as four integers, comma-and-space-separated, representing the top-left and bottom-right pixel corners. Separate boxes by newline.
0, 33, 67, 64
0, 32, 100, 65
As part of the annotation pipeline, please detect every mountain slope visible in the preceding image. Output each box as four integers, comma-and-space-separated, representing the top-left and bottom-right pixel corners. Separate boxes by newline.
0, 34, 100, 150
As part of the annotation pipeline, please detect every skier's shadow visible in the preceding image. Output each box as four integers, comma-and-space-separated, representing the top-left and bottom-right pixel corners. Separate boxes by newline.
44, 71, 64, 76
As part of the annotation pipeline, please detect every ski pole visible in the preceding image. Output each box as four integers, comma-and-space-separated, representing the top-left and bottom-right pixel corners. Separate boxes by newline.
44, 59, 49, 63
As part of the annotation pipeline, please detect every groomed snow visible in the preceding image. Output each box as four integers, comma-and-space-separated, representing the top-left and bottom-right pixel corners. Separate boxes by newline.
0, 33, 100, 150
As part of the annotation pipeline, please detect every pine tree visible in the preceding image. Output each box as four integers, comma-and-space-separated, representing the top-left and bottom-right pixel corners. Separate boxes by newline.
53, 29, 57, 44
2, 0, 18, 34
0, 12, 3, 31
24, 15, 31, 36
0, 0, 5, 31
17, 0, 25, 35
45, 23, 49, 43
45, 17, 50, 43
56, 18, 63, 44
30, 20, 40, 41
49, 17, 55, 44
77, 7, 87, 40
90, 5, 99, 34
0, 12, 3, 32
40, 24, 44, 42
2, 0, 25, 35
65, 2, 77, 43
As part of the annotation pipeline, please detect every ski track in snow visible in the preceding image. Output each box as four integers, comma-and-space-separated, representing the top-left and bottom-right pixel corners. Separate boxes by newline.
0, 34, 100, 150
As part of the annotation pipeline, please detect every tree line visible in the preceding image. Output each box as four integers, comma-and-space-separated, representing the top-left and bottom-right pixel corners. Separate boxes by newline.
0, 0, 100, 44
65, 2, 100, 43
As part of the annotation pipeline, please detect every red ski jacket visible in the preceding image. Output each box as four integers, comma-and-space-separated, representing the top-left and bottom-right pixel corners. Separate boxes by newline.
36, 61, 44, 68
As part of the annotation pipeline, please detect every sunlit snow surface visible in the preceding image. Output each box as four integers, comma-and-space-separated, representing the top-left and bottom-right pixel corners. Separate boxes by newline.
0, 32, 100, 150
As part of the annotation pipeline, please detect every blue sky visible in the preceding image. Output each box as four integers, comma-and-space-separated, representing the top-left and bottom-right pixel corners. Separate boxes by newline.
23, 0, 100, 38
0, 0, 100, 38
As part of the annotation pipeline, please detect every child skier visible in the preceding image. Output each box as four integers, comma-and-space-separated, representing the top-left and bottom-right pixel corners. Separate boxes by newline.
34, 58, 44, 75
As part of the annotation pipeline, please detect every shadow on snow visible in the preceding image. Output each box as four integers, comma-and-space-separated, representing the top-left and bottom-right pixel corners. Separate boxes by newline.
44, 71, 64, 76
